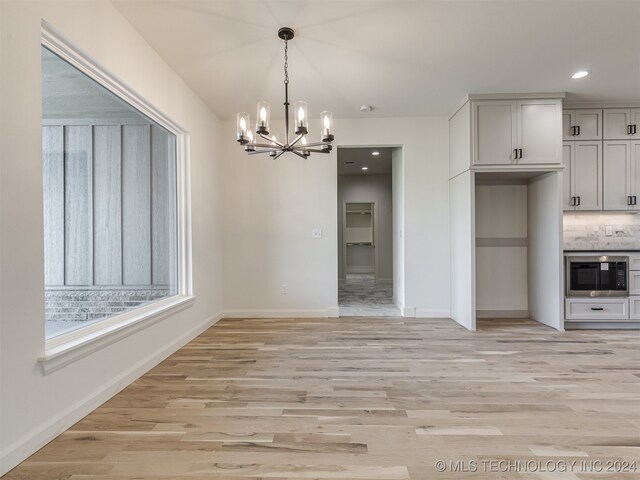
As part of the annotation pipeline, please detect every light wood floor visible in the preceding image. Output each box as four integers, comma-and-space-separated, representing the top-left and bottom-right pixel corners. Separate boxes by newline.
4, 318, 640, 479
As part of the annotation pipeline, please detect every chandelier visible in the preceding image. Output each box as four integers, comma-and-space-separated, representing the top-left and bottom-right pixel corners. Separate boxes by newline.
236, 27, 334, 160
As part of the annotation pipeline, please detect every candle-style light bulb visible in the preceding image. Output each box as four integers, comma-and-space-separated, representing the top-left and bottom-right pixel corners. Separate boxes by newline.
320, 110, 334, 142
244, 129, 255, 152
256, 101, 270, 135
294, 101, 308, 135
236, 112, 250, 144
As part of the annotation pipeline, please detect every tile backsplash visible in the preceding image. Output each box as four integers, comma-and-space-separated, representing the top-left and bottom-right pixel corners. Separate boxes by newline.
564, 213, 640, 250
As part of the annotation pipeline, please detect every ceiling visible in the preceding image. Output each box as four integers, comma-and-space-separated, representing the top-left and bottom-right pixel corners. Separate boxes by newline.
338, 147, 393, 175
42, 47, 147, 121
112, 1, 640, 120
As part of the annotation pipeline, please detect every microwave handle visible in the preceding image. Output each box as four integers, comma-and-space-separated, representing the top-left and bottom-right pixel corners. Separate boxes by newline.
590, 307, 604, 311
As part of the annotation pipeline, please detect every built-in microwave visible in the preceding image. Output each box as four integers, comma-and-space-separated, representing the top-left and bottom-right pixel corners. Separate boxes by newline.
566, 256, 628, 297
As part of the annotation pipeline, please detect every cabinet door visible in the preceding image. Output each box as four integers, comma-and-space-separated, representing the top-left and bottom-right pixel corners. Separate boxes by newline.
630, 272, 640, 296
562, 143, 575, 210
573, 109, 602, 140
603, 141, 631, 211
573, 141, 602, 211
631, 140, 640, 211
516, 99, 562, 164
563, 110, 575, 141
603, 108, 631, 140
631, 109, 640, 139
631, 297, 640, 320
473, 101, 516, 165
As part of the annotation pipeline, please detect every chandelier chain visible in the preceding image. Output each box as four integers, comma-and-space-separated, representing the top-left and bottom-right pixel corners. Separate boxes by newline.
284, 38, 289, 85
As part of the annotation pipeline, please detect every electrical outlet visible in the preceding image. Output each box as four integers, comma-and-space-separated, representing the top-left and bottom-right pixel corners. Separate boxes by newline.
312, 228, 322, 239
605, 225, 613, 237
281, 284, 288, 294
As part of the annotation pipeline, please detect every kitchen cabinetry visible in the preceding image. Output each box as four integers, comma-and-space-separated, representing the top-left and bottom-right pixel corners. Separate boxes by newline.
631, 255, 640, 320
565, 298, 629, 321
603, 108, 640, 140
562, 141, 602, 211
603, 140, 640, 211
563, 109, 602, 140
474, 98, 562, 166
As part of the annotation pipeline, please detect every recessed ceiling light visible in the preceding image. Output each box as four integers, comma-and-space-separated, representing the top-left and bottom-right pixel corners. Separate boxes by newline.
371, 151, 380, 156
361, 166, 369, 171
571, 70, 590, 79
360, 105, 373, 113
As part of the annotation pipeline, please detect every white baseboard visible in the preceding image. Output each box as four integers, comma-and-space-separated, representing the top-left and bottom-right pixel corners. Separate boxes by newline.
0, 311, 223, 476
223, 309, 335, 318
476, 309, 529, 319
414, 309, 450, 318
401, 306, 416, 317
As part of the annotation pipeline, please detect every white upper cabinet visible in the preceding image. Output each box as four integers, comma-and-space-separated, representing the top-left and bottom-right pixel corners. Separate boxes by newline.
631, 109, 640, 139
572, 141, 602, 211
604, 108, 639, 139
472, 97, 561, 166
517, 100, 562, 164
603, 141, 630, 210
474, 101, 516, 165
631, 140, 640, 210
603, 140, 640, 211
563, 109, 602, 141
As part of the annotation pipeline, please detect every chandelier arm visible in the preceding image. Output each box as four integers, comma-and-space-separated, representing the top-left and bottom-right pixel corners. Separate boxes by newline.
291, 150, 308, 160
288, 133, 304, 148
300, 141, 331, 148
272, 151, 286, 161
245, 142, 278, 149
246, 149, 277, 155
300, 148, 332, 154
258, 132, 285, 148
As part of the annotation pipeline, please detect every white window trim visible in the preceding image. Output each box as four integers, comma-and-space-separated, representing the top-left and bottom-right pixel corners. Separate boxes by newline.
39, 21, 194, 374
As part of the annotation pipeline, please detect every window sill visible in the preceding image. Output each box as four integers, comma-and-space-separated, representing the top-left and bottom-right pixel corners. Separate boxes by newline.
39, 295, 195, 375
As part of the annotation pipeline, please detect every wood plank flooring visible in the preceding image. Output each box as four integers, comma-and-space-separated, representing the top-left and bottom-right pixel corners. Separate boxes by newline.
4, 318, 640, 479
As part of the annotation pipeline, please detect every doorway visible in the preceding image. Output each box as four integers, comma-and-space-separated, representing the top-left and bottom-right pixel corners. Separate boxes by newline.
337, 147, 400, 316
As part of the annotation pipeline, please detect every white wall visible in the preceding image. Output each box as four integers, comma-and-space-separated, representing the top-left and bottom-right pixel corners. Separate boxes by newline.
449, 171, 475, 330
528, 172, 564, 330
338, 174, 393, 282
392, 147, 405, 307
0, 1, 224, 474
222, 117, 450, 318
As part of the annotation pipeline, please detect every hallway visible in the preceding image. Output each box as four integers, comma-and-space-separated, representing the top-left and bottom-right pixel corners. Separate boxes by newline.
338, 273, 400, 316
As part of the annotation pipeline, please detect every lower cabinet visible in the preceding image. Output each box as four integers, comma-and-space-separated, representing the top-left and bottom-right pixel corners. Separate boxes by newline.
565, 298, 629, 321
631, 297, 640, 320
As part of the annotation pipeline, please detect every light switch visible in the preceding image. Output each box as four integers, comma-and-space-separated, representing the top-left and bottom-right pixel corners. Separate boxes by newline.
605, 225, 613, 237
312, 228, 322, 239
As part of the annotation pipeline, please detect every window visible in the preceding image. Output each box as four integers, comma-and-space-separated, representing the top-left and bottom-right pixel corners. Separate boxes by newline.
42, 45, 181, 340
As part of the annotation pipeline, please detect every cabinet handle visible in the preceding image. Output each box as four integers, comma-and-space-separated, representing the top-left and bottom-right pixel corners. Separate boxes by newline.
590, 307, 604, 311
571, 125, 576, 136
634, 196, 638, 206
577, 196, 581, 206
628, 125, 633, 135
576, 125, 581, 136
633, 125, 637, 135
629, 196, 633, 206
518, 148, 523, 159
513, 148, 519, 160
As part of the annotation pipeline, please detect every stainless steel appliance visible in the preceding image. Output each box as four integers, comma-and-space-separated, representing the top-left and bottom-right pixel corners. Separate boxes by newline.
566, 256, 628, 297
